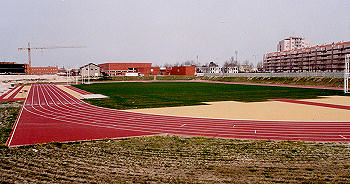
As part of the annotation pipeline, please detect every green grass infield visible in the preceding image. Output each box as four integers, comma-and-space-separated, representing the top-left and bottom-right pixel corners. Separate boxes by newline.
73, 82, 348, 110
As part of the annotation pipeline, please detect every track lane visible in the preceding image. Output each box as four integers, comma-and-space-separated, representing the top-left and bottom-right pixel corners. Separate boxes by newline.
32, 84, 350, 133
7, 84, 350, 146
21, 85, 350, 141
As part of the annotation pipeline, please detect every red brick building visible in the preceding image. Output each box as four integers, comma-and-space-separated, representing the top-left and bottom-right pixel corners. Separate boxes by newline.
149, 67, 171, 76
99, 63, 152, 76
28, 66, 58, 75
169, 66, 195, 75
99, 63, 195, 76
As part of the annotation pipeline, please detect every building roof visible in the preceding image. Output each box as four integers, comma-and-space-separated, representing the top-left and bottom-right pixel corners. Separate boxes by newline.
80, 63, 100, 69
266, 41, 350, 56
100, 62, 152, 65
0, 62, 17, 64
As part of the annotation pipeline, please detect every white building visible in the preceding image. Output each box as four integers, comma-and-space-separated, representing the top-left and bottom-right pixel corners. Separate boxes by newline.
80, 63, 101, 77
277, 36, 310, 51
209, 67, 223, 73
223, 66, 238, 73
239, 64, 254, 73
196, 65, 238, 74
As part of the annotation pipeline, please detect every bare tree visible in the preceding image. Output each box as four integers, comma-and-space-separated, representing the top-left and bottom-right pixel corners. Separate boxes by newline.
256, 61, 263, 72
208, 61, 218, 67
163, 63, 172, 67
183, 60, 191, 66
224, 56, 238, 67
223, 61, 230, 68
257, 61, 263, 68
243, 60, 249, 66
229, 56, 236, 65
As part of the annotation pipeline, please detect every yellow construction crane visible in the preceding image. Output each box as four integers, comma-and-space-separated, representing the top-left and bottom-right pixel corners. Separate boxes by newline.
18, 42, 85, 68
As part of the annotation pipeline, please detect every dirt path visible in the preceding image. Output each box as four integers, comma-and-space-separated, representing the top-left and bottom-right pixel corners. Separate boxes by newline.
128, 96, 350, 121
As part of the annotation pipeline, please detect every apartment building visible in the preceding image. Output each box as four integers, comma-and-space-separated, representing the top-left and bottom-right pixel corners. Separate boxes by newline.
277, 37, 310, 51
264, 41, 350, 72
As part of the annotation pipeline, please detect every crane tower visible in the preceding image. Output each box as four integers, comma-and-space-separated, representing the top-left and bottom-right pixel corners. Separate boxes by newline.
18, 42, 85, 68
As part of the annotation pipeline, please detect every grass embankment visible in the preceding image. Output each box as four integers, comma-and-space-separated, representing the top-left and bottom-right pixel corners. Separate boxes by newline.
74, 82, 346, 110
92, 75, 196, 81
203, 76, 344, 88
92, 75, 344, 88
93, 76, 154, 81
1, 136, 349, 183
0, 103, 21, 146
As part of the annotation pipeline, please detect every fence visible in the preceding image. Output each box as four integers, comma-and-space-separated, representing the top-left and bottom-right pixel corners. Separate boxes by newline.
201, 72, 344, 78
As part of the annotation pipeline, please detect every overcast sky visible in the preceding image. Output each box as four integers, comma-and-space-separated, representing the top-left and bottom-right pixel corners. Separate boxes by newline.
1, 0, 349, 68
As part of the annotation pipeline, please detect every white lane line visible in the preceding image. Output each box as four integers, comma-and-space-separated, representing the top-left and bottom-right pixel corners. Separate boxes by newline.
25, 85, 163, 134
54, 86, 350, 126
21, 84, 350, 143
3, 85, 20, 99
44, 85, 350, 129
24, 102, 349, 141
46, 84, 350, 139
25, 89, 339, 139
41, 84, 350, 133
28, 87, 350, 138
339, 135, 347, 139
7, 85, 31, 147
56, 85, 350, 125
56, 86, 350, 124
31, 94, 350, 135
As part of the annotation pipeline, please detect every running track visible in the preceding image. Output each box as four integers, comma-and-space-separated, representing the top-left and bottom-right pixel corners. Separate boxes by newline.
7, 84, 350, 147
0, 85, 26, 101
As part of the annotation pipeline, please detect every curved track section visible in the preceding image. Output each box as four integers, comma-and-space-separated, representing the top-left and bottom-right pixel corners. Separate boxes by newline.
7, 84, 350, 146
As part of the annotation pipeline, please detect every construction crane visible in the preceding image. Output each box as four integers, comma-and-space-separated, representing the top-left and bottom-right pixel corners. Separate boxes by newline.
18, 42, 85, 68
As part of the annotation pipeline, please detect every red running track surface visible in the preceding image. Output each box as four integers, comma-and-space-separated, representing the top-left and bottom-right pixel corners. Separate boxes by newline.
194, 80, 343, 90
0, 85, 26, 102
272, 99, 350, 111
7, 84, 350, 147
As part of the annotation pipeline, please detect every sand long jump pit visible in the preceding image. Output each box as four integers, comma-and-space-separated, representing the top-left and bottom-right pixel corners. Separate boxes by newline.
127, 96, 350, 122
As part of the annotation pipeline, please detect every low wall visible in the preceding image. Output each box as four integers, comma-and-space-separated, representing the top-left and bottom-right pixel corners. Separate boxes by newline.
0, 75, 77, 84
202, 72, 344, 78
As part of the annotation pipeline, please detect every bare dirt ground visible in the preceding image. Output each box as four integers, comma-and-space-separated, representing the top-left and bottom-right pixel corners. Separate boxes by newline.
1, 87, 350, 183
1, 136, 350, 183
128, 96, 350, 122
57, 85, 84, 99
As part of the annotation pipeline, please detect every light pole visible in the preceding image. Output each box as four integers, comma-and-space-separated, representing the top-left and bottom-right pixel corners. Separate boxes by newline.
235, 50, 238, 63
88, 65, 90, 84
253, 54, 257, 66
66, 69, 69, 85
